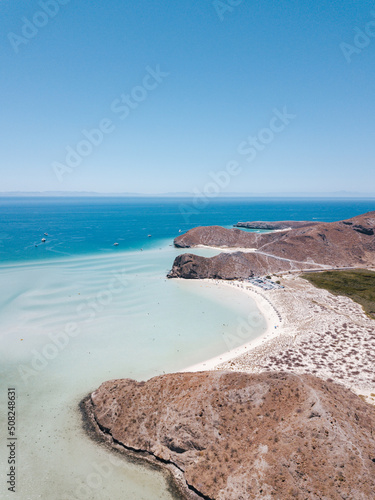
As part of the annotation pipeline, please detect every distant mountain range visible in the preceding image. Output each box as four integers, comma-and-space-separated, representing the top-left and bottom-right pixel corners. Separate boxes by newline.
1, 191, 375, 198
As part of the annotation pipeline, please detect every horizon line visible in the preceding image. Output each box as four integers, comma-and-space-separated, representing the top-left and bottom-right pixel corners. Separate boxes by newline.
1, 191, 375, 199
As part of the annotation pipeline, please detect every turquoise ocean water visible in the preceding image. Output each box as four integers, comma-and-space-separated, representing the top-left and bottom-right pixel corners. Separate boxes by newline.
1, 196, 374, 264
0, 197, 374, 500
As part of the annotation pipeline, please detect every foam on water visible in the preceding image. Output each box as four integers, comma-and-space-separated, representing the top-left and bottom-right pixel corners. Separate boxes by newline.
0, 243, 266, 499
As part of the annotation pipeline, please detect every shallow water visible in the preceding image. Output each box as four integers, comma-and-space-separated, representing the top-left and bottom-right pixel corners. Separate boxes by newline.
0, 244, 265, 499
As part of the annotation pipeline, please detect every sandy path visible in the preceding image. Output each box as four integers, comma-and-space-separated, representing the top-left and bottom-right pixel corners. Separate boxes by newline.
194, 244, 331, 268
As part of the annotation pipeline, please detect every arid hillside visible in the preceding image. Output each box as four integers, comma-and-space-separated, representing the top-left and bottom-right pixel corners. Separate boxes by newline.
167, 251, 318, 279
170, 212, 375, 278
85, 371, 375, 500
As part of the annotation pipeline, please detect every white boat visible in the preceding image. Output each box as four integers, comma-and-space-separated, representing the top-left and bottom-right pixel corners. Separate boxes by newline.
113, 242, 119, 246
148, 234, 152, 237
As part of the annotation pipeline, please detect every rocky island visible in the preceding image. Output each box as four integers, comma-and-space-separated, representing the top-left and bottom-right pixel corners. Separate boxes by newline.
234, 220, 320, 230
83, 371, 375, 500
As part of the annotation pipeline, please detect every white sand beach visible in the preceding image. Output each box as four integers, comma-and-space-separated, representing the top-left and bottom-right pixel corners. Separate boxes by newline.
183, 274, 375, 406
181, 279, 282, 371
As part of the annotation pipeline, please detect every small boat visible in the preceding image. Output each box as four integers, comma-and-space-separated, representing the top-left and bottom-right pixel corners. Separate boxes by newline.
41, 238, 46, 242
44, 233, 48, 236
148, 234, 152, 237
113, 242, 119, 246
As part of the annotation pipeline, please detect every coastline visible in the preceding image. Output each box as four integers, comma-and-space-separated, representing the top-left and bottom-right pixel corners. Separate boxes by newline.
79, 269, 375, 500
79, 394, 200, 500
181, 274, 375, 406
181, 278, 282, 372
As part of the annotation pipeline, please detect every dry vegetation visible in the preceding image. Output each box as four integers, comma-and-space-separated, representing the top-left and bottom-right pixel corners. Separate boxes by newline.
88, 371, 375, 500
301, 269, 375, 319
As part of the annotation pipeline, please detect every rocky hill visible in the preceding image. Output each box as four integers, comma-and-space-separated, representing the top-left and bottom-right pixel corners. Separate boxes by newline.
167, 251, 317, 280
84, 371, 375, 500
170, 212, 375, 279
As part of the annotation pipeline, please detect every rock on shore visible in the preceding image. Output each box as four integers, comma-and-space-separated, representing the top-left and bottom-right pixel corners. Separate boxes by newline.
167, 251, 313, 279
87, 371, 375, 500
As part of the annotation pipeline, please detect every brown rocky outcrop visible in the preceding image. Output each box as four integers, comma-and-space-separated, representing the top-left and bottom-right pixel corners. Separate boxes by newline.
174, 225, 266, 249
85, 371, 375, 500
167, 251, 316, 280
171, 212, 375, 278
167, 252, 262, 280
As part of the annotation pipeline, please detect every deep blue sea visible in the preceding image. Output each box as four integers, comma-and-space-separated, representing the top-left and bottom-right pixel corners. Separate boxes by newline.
1, 197, 374, 264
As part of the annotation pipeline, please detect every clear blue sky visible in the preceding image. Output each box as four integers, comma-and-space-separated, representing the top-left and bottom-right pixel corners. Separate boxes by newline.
1, 0, 374, 194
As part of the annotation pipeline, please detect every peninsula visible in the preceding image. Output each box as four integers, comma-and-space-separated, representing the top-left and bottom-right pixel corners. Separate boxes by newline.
169, 212, 375, 279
